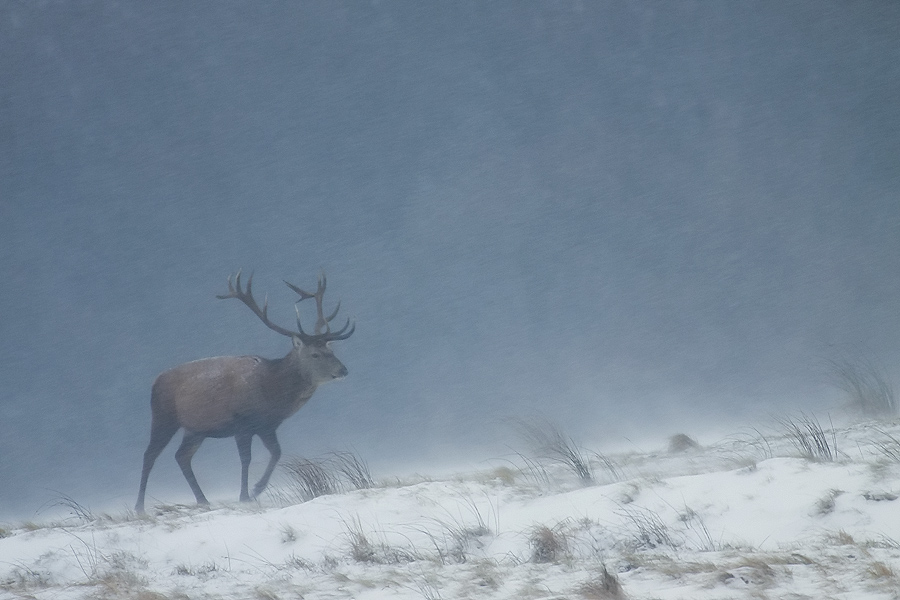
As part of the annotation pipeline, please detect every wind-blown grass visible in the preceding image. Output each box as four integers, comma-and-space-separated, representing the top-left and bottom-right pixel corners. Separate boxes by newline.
777, 414, 838, 462
270, 449, 375, 505
828, 357, 897, 418
278, 457, 339, 502
873, 428, 900, 462
329, 450, 375, 490
616, 504, 678, 550
510, 418, 624, 486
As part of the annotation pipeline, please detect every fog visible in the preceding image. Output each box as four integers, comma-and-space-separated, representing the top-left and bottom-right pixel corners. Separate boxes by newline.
2, 2, 899, 519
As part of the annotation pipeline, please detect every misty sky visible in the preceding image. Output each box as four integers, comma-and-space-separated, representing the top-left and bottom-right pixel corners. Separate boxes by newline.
2, 2, 899, 519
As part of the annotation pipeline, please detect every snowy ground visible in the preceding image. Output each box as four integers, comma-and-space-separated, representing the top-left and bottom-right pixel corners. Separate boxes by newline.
3, 418, 900, 599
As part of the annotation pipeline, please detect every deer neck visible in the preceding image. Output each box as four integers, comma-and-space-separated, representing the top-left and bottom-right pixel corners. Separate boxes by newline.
265, 351, 318, 412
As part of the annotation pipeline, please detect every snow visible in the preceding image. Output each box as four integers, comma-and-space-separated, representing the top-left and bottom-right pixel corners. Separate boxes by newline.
3, 420, 900, 599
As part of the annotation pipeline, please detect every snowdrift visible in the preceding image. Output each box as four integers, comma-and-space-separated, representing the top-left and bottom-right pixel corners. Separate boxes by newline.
3, 418, 900, 599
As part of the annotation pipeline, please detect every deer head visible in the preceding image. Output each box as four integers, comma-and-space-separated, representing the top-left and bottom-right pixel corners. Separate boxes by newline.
217, 270, 354, 385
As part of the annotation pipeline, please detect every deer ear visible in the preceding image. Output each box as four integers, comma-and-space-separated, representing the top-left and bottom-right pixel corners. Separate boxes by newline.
292, 336, 304, 349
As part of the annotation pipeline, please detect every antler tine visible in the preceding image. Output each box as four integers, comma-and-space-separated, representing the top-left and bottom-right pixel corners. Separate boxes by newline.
216, 268, 241, 299
294, 305, 310, 339
326, 300, 341, 323
242, 271, 253, 309
314, 273, 328, 334
284, 271, 355, 341
327, 321, 355, 341
329, 318, 352, 337
284, 280, 315, 301
245, 272, 272, 320
217, 269, 297, 338
286, 273, 332, 335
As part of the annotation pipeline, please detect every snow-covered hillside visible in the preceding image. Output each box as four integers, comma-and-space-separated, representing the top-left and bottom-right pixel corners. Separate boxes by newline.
3, 418, 900, 599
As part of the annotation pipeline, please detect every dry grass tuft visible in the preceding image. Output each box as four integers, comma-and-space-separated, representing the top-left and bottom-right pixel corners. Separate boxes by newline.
813, 489, 845, 516
617, 505, 678, 550
254, 588, 282, 600
272, 449, 374, 504
279, 457, 339, 501
343, 516, 419, 565
348, 528, 377, 563
529, 523, 569, 563
279, 523, 297, 544
719, 557, 778, 587
468, 559, 502, 591
514, 419, 597, 484
867, 561, 896, 579
329, 450, 375, 490
577, 566, 627, 599
827, 529, 856, 546
622, 552, 716, 578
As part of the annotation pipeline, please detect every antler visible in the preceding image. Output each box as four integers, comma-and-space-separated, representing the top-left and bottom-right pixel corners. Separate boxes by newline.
216, 270, 298, 338
285, 272, 355, 342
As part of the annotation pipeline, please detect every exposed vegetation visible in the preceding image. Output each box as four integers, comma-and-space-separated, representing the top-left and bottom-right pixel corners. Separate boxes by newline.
278, 456, 339, 501
617, 504, 678, 550
777, 413, 839, 462
343, 516, 420, 565
270, 449, 374, 504
529, 523, 571, 563
416, 498, 495, 565
511, 418, 622, 486
828, 357, 898, 418
577, 566, 627, 600
872, 428, 900, 462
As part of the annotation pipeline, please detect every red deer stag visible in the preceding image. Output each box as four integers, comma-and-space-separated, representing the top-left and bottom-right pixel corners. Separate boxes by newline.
135, 271, 354, 514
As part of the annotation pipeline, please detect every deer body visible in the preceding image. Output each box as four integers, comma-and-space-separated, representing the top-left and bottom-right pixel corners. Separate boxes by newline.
136, 272, 353, 514
156, 354, 320, 435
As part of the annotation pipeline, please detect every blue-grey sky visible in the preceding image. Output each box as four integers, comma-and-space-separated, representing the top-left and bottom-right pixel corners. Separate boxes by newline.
2, 2, 899, 519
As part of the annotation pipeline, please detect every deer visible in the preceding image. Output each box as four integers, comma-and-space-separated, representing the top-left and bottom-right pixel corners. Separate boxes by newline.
135, 270, 354, 514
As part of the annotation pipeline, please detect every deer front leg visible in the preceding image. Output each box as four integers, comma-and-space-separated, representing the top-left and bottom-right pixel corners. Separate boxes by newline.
252, 429, 282, 498
175, 431, 209, 506
235, 433, 253, 502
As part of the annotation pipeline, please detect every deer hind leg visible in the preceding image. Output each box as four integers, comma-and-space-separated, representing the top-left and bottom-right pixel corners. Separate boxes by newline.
235, 433, 253, 502
175, 431, 209, 506
136, 417, 179, 514
252, 430, 282, 499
